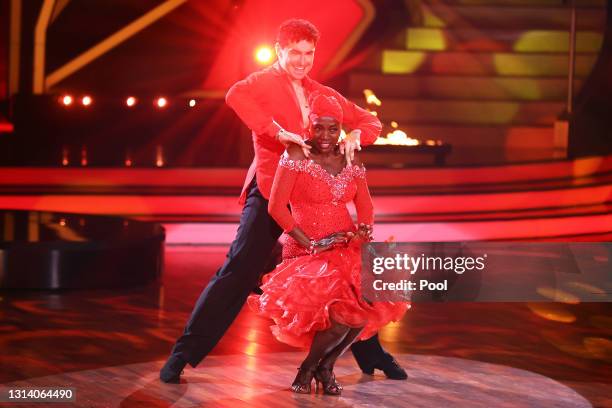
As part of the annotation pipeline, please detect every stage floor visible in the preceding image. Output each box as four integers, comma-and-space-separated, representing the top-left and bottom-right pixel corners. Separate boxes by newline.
0, 245, 610, 407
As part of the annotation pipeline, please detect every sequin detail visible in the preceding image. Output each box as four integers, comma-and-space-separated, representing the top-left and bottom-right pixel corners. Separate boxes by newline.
279, 156, 366, 204
277, 155, 369, 259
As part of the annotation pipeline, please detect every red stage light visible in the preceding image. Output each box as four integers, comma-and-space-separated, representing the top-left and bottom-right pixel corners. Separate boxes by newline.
81, 146, 88, 166
156, 145, 164, 167
61, 147, 69, 166
126, 97, 137, 107
189, 99, 196, 107
81, 96, 92, 106
125, 150, 133, 167
156, 97, 168, 108
61, 95, 73, 106
0, 122, 14, 133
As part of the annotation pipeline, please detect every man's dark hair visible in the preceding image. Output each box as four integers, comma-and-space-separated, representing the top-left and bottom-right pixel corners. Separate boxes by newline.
276, 19, 320, 47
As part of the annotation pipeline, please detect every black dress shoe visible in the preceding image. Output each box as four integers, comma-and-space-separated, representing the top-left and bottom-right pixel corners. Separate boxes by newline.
362, 356, 407, 380
160, 355, 187, 384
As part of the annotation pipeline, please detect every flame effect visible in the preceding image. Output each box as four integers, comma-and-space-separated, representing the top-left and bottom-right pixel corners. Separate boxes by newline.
363, 89, 382, 106
375, 129, 420, 146
362, 89, 445, 147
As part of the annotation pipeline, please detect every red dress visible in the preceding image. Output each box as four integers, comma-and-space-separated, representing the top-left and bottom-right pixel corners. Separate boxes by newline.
247, 155, 409, 349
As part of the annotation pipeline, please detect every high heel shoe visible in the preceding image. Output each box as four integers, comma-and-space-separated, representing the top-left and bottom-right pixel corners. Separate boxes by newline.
314, 366, 342, 395
291, 366, 315, 394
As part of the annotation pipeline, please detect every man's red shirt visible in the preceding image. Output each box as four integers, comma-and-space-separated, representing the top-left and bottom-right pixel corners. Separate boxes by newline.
226, 62, 382, 203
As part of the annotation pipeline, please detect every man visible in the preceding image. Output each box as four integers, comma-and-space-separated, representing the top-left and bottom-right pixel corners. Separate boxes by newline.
160, 18, 406, 383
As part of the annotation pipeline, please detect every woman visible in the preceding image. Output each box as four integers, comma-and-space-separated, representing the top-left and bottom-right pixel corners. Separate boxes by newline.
248, 93, 408, 395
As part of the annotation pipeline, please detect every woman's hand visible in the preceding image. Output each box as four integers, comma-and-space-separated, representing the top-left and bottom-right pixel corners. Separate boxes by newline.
346, 223, 373, 243
356, 223, 373, 241
310, 232, 349, 254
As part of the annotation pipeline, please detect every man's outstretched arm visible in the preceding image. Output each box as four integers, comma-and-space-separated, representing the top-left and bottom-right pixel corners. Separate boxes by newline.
226, 72, 310, 155
225, 72, 281, 138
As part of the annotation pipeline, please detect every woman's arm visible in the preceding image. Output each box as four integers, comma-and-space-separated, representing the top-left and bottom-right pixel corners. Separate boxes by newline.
269, 146, 313, 249
352, 153, 374, 241
268, 147, 303, 234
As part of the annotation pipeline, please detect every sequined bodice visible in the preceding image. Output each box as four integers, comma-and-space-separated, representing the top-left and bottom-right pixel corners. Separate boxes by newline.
277, 156, 367, 258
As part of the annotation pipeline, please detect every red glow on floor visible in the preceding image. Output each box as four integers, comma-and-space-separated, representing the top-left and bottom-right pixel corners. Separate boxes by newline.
161, 214, 612, 244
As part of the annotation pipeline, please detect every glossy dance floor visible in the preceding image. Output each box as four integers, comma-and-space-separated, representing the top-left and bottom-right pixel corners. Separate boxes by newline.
0, 246, 610, 407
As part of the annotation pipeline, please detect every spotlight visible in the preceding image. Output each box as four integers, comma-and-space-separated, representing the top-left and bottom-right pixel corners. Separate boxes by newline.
125, 150, 133, 167
81, 95, 92, 106
61, 95, 73, 106
126, 96, 137, 107
189, 99, 196, 107
61, 147, 69, 166
156, 145, 164, 167
80, 146, 88, 166
255, 45, 273, 65
156, 97, 168, 108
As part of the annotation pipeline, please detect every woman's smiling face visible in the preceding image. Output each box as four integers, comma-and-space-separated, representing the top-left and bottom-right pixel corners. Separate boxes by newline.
310, 116, 340, 154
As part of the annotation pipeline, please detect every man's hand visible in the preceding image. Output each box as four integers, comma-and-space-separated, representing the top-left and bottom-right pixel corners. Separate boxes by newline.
277, 128, 311, 158
339, 129, 362, 166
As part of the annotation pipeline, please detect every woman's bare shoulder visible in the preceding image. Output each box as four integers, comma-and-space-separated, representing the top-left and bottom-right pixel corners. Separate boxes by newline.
285, 144, 307, 161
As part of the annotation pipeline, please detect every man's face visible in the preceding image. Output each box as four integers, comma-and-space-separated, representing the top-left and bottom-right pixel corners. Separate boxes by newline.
276, 40, 315, 81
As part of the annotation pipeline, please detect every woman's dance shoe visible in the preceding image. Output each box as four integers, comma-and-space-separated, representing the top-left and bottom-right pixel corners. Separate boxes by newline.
291, 366, 315, 394
314, 366, 342, 395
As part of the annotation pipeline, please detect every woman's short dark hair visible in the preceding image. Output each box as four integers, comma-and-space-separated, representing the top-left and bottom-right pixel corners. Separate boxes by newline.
276, 19, 320, 47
